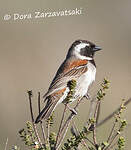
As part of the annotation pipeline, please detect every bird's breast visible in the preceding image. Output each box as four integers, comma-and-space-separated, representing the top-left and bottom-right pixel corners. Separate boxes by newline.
75, 62, 96, 97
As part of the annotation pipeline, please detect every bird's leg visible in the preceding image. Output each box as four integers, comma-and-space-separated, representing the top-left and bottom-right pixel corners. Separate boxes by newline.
66, 104, 77, 115
84, 93, 91, 100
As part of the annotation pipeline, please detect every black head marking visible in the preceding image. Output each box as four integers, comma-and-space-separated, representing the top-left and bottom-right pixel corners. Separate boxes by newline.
66, 40, 101, 59
80, 43, 96, 58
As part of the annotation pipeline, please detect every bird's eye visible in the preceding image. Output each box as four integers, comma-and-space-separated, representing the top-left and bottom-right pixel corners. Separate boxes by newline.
90, 45, 95, 49
85, 46, 89, 49
85, 45, 91, 50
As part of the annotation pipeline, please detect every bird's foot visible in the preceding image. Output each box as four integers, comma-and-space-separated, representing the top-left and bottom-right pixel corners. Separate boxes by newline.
66, 105, 77, 115
84, 93, 91, 100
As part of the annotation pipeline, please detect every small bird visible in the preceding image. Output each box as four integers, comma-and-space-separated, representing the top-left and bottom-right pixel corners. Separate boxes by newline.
35, 40, 101, 123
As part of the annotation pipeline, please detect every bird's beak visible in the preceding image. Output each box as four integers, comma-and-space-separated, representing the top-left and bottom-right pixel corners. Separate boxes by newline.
93, 45, 102, 52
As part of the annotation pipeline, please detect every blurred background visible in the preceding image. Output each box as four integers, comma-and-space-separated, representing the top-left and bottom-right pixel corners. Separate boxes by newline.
0, 0, 131, 149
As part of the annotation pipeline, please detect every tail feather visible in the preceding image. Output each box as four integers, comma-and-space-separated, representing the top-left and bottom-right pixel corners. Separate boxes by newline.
35, 101, 57, 123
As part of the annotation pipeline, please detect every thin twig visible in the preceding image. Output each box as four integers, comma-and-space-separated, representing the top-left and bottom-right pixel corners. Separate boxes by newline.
55, 97, 83, 150
46, 121, 50, 146
72, 121, 90, 150
40, 121, 46, 143
28, 91, 34, 122
33, 124, 43, 147
72, 122, 94, 147
72, 121, 79, 136
105, 141, 117, 150
38, 92, 41, 114
81, 140, 90, 150
104, 133, 118, 150
97, 98, 131, 127
38, 92, 46, 143
55, 104, 67, 147
96, 101, 101, 124
88, 96, 97, 119
27, 91, 43, 147
93, 100, 100, 146
56, 113, 75, 150
107, 120, 117, 143
60, 97, 83, 135
4, 138, 8, 150
85, 137, 96, 148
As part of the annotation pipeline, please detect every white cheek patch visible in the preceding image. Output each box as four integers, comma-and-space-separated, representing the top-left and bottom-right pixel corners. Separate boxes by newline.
75, 43, 89, 52
77, 55, 93, 60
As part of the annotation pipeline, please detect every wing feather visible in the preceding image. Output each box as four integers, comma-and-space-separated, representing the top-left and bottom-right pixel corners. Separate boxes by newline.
43, 59, 88, 99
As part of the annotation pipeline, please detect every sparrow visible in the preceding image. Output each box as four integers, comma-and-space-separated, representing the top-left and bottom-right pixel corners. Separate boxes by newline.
35, 39, 101, 123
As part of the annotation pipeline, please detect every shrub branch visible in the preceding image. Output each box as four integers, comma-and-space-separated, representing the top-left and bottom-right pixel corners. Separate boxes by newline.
16, 79, 130, 150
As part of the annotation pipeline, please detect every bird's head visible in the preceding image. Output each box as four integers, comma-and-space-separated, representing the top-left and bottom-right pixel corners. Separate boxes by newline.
67, 40, 102, 60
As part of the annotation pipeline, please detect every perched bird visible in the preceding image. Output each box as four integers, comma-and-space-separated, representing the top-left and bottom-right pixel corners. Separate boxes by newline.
35, 40, 101, 123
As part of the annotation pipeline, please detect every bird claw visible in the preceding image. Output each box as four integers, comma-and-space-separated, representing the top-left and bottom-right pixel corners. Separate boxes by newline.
84, 93, 91, 100
66, 104, 77, 115
70, 108, 77, 115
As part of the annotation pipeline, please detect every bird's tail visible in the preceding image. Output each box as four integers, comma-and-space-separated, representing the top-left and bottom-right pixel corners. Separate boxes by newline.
35, 101, 57, 124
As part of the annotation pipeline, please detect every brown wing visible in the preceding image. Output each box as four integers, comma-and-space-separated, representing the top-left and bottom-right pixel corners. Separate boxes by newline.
35, 88, 66, 122
43, 59, 88, 100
